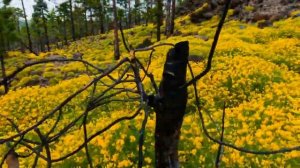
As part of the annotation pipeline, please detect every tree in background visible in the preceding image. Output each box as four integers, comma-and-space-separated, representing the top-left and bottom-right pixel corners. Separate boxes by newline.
47, 9, 60, 48
112, 0, 120, 60
73, 3, 85, 38
82, 0, 89, 36
156, 0, 163, 41
97, 0, 105, 34
69, 0, 76, 41
128, 0, 132, 28
31, 17, 45, 52
169, 0, 175, 34
20, 0, 33, 51
165, 0, 176, 36
57, 2, 69, 45
0, 0, 19, 94
33, 0, 50, 51
144, 0, 151, 25
134, 0, 141, 25
165, 0, 171, 35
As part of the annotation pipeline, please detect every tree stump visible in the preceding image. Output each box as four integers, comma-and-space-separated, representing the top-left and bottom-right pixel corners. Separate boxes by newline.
154, 41, 189, 168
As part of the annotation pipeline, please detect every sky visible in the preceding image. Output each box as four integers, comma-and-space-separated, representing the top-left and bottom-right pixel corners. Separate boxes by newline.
8, 0, 67, 19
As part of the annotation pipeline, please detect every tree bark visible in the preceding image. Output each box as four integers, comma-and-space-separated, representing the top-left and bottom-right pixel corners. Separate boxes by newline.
128, 0, 132, 28
21, 0, 33, 52
134, 0, 140, 25
156, 0, 163, 41
63, 15, 68, 45
145, 0, 150, 26
0, 30, 8, 94
89, 8, 94, 35
69, 0, 76, 41
112, 0, 120, 60
83, 0, 88, 36
165, 0, 171, 35
98, 2, 105, 34
0, 53, 8, 94
170, 0, 176, 35
154, 41, 189, 167
41, 9, 50, 51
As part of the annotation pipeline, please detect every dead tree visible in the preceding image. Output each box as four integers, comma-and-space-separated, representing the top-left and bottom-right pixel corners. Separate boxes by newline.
152, 41, 189, 167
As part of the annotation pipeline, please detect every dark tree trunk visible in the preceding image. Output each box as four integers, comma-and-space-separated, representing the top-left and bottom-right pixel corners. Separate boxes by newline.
63, 16, 68, 45
83, 0, 88, 36
112, 0, 120, 60
170, 0, 176, 34
98, 3, 105, 34
35, 30, 44, 52
69, 0, 76, 41
165, 0, 171, 35
89, 8, 94, 35
0, 30, 8, 94
145, 0, 150, 26
21, 0, 33, 52
0, 52, 8, 94
41, 9, 50, 52
134, 0, 140, 25
16, 16, 25, 51
128, 0, 132, 28
156, 0, 163, 41
154, 41, 189, 167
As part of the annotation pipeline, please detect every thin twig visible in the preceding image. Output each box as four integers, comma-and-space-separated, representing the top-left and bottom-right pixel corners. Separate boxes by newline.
51, 107, 142, 162
119, 21, 131, 53
138, 106, 150, 168
83, 108, 93, 168
0, 58, 130, 144
35, 128, 51, 168
215, 103, 226, 168
133, 43, 174, 53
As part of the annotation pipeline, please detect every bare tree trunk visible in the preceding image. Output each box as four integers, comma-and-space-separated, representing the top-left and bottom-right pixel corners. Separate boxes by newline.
39, 35, 45, 52
41, 9, 50, 52
89, 8, 94, 35
98, 2, 105, 34
156, 0, 163, 41
21, 0, 33, 52
83, 0, 88, 36
63, 16, 68, 45
0, 30, 8, 94
112, 0, 120, 60
145, 0, 150, 26
165, 0, 171, 35
0, 52, 8, 94
5, 150, 19, 168
170, 0, 176, 35
128, 0, 132, 28
154, 41, 189, 167
69, 0, 76, 41
134, 0, 140, 25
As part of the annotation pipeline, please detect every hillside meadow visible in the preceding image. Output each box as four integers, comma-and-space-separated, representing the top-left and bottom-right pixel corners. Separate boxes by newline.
1, 11, 300, 167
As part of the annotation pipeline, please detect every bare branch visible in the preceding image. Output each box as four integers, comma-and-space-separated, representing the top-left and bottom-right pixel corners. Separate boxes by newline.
182, 0, 232, 88
215, 103, 226, 168
51, 106, 142, 162
119, 21, 131, 53
0, 58, 130, 144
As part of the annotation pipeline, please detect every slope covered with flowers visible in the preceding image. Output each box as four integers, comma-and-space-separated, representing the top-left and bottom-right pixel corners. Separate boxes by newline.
0, 9, 300, 167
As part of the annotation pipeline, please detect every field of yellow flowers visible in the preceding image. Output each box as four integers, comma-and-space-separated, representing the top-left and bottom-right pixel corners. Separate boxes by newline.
0, 10, 300, 167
